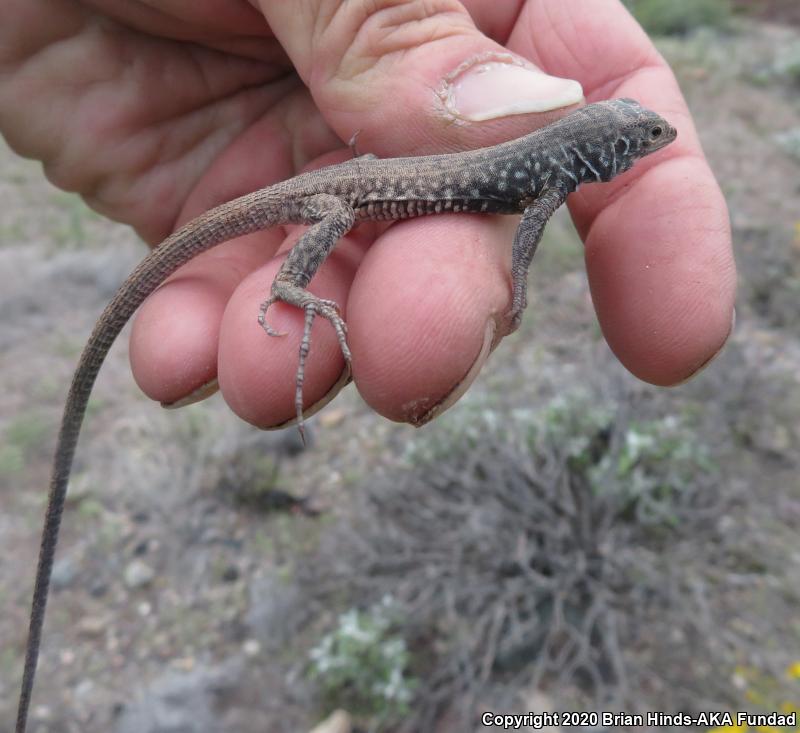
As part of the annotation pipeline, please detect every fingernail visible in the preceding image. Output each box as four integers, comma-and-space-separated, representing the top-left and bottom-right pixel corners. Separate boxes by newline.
268, 364, 352, 430
412, 318, 496, 427
441, 53, 584, 122
161, 378, 220, 408
674, 307, 736, 386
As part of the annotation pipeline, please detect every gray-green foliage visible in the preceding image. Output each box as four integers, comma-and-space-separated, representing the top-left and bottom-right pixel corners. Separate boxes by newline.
308, 597, 417, 728
535, 395, 718, 527
6, 413, 49, 453
47, 191, 102, 250
0, 413, 50, 477
749, 42, 800, 88
302, 391, 725, 727
623, 0, 732, 36
775, 43, 800, 85
407, 393, 718, 530
0, 444, 24, 477
775, 128, 800, 162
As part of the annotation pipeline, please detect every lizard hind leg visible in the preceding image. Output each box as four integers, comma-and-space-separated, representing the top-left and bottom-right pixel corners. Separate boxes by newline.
257, 193, 356, 435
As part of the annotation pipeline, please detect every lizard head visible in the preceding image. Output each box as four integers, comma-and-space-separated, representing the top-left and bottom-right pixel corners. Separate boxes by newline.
613, 97, 677, 153
604, 98, 677, 173
569, 98, 677, 185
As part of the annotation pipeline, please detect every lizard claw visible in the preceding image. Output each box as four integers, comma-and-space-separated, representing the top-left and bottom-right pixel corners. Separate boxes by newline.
294, 297, 351, 429
257, 296, 287, 337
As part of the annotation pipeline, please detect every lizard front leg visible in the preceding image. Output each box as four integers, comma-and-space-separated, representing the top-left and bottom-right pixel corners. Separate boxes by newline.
509, 186, 568, 331
258, 193, 356, 436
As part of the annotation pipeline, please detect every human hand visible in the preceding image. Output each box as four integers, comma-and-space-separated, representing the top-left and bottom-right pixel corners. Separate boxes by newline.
0, 1, 735, 428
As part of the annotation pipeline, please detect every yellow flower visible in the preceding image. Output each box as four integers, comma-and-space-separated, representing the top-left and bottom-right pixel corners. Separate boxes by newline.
709, 725, 747, 733
787, 661, 800, 680
746, 688, 766, 705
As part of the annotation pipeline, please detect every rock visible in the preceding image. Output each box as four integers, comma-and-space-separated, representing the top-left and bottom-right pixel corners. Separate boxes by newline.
77, 615, 107, 637
242, 639, 261, 657
115, 662, 239, 733
89, 579, 109, 597
309, 710, 352, 733
123, 559, 155, 589
246, 572, 305, 649
51, 555, 79, 591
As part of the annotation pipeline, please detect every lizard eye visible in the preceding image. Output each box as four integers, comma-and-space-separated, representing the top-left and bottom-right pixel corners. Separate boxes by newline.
650, 125, 663, 139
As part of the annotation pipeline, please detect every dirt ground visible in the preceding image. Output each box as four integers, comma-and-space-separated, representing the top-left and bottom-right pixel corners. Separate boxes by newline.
1, 12, 799, 733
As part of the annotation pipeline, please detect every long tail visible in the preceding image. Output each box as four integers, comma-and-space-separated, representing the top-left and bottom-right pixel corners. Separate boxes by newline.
16, 189, 286, 733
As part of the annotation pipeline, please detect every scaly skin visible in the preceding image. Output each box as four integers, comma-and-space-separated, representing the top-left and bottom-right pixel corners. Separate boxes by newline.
15, 98, 675, 733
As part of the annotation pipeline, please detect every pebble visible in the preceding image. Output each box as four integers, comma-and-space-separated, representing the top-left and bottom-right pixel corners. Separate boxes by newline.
51, 556, 79, 590
309, 710, 352, 733
59, 648, 75, 666
242, 639, 261, 657
123, 559, 155, 589
77, 615, 106, 637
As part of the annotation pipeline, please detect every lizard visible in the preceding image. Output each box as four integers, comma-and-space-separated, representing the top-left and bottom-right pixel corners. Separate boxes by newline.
14, 97, 676, 732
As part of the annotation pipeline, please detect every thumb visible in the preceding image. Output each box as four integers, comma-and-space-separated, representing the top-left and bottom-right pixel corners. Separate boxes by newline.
256, 0, 584, 155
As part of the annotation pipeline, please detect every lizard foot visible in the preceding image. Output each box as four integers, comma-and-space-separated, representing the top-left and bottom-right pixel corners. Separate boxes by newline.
259, 291, 351, 441
508, 305, 525, 333
295, 298, 351, 431
258, 295, 287, 337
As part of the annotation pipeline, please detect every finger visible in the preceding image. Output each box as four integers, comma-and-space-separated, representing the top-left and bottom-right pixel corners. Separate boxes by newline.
349, 215, 517, 425
240, 0, 583, 422
257, 0, 585, 154
130, 230, 285, 406
130, 106, 348, 406
506, 0, 736, 383
215, 226, 369, 427
214, 213, 513, 428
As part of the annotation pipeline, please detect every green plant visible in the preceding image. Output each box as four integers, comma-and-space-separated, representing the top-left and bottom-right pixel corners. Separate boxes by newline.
594, 414, 717, 526
531, 396, 718, 528
48, 191, 101, 249
773, 43, 800, 86
3, 412, 51, 472
7, 413, 49, 452
0, 444, 24, 477
308, 597, 417, 728
297, 389, 734, 728
624, 0, 732, 36
0, 413, 51, 483
533, 395, 615, 472
775, 129, 800, 162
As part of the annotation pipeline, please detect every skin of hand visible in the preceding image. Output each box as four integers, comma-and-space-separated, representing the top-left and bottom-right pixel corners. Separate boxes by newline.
0, 0, 735, 429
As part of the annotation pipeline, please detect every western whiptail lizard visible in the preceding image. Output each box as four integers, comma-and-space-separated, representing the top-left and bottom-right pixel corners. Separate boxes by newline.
15, 97, 676, 732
